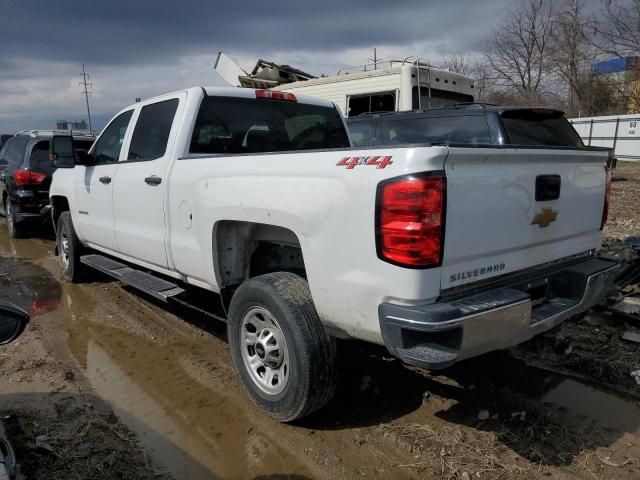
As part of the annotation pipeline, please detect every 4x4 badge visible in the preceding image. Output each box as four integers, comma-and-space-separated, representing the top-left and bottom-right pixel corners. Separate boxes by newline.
531, 207, 558, 228
336, 155, 393, 170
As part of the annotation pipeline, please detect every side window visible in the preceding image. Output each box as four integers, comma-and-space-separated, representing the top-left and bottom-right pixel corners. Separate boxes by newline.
4, 137, 30, 173
93, 110, 134, 164
127, 99, 179, 160
0, 143, 8, 171
347, 92, 396, 117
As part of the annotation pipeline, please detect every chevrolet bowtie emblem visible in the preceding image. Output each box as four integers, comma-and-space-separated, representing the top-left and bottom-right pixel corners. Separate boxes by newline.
531, 207, 558, 228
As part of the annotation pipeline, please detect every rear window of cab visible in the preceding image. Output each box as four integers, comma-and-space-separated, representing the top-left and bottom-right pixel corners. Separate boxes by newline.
189, 96, 350, 154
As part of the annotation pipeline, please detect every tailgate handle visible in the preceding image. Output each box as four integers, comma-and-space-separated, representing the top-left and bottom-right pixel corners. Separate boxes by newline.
535, 175, 561, 201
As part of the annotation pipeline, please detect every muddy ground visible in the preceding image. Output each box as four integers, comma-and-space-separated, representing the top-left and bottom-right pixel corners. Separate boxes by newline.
0, 162, 639, 480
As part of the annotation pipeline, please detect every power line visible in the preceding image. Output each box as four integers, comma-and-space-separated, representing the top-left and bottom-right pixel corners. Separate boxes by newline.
79, 64, 93, 132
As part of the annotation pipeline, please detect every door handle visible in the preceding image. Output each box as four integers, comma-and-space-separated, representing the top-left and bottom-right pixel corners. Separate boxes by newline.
99, 176, 112, 184
144, 175, 162, 186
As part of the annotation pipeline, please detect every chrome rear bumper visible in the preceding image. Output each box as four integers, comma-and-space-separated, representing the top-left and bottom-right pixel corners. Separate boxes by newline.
379, 256, 620, 369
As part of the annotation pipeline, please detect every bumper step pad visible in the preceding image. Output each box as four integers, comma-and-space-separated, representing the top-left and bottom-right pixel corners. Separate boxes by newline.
80, 254, 184, 302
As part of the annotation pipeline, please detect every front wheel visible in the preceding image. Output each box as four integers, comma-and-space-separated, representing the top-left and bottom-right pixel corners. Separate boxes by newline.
56, 212, 87, 282
228, 272, 337, 422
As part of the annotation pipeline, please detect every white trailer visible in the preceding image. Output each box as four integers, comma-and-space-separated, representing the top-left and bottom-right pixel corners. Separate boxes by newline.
272, 63, 476, 117
570, 114, 640, 161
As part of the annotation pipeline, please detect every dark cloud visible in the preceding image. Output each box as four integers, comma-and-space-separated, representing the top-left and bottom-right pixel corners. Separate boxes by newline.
2, 0, 510, 69
0, 0, 512, 132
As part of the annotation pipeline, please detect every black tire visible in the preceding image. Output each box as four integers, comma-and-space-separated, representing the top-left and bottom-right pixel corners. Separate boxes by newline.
228, 272, 337, 422
5, 197, 25, 238
56, 211, 87, 282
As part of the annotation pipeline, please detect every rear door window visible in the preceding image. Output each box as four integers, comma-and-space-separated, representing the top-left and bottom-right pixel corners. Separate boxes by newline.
376, 114, 492, 145
29, 140, 54, 174
127, 99, 179, 160
501, 110, 585, 148
189, 96, 349, 154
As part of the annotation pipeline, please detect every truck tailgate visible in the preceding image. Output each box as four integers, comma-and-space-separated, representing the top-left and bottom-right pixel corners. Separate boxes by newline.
441, 148, 608, 290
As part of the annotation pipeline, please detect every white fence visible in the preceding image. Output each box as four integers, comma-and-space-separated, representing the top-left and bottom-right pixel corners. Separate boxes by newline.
570, 114, 640, 161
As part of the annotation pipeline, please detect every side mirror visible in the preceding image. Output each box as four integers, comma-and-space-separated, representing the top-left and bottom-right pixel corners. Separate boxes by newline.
0, 302, 29, 346
49, 135, 76, 168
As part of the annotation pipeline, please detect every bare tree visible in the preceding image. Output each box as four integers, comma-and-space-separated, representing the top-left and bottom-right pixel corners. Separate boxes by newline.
550, 0, 599, 115
442, 55, 474, 76
484, 0, 556, 104
590, 0, 640, 113
442, 55, 493, 101
594, 0, 640, 57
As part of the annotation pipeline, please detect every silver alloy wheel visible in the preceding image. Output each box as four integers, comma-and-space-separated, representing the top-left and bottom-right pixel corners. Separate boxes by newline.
60, 227, 70, 269
240, 306, 290, 395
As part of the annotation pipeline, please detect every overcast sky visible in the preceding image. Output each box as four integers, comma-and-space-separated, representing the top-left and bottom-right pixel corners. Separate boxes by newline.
0, 0, 515, 133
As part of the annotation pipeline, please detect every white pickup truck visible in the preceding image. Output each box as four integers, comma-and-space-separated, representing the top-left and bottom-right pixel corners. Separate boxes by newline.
49, 87, 619, 421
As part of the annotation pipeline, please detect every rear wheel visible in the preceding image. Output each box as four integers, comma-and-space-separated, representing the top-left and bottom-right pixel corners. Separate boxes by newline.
228, 272, 337, 422
5, 197, 24, 238
56, 212, 87, 282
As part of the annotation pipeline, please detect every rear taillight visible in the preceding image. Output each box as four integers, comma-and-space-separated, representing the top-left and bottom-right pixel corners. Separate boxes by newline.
601, 166, 612, 230
13, 169, 47, 186
255, 89, 297, 102
376, 174, 445, 268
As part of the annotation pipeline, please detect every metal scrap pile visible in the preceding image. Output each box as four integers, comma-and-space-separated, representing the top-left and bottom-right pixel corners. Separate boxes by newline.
604, 235, 640, 321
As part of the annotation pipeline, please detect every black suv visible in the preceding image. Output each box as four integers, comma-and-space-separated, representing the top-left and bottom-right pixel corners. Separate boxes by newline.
346, 104, 586, 149
0, 130, 95, 237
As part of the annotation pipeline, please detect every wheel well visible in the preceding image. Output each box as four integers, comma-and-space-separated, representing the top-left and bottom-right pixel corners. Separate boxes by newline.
214, 221, 306, 310
50, 196, 70, 228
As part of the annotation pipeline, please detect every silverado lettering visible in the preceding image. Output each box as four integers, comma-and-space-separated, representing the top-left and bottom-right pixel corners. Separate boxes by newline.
449, 263, 507, 283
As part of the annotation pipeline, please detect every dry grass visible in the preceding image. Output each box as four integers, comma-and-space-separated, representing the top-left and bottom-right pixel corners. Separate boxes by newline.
384, 423, 528, 479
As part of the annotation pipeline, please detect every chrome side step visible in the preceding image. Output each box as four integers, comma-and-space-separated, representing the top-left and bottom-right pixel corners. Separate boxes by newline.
80, 254, 184, 302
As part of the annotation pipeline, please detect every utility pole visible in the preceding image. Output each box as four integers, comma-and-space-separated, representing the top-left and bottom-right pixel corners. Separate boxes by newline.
367, 48, 379, 71
79, 64, 93, 132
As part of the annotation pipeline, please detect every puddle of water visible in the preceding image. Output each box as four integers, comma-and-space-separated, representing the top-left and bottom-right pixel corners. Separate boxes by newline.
58, 287, 315, 480
0, 224, 315, 479
542, 378, 640, 433
0, 226, 53, 260
454, 352, 640, 434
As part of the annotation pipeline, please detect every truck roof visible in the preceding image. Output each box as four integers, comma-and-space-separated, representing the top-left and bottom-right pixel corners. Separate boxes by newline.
123, 86, 338, 113
346, 103, 566, 120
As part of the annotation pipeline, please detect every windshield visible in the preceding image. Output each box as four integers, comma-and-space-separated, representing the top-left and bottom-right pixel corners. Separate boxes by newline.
190, 96, 350, 154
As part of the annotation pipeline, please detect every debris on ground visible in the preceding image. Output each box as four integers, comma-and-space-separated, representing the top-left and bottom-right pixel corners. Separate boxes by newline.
477, 410, 490, 421
5, 400, 170, 480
